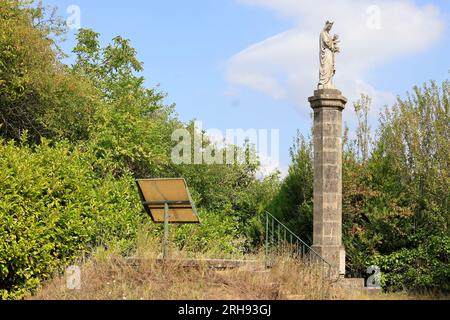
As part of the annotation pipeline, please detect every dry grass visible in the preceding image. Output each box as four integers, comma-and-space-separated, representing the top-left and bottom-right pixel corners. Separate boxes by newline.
28, 231, 445, 300
31, 252, 334, 300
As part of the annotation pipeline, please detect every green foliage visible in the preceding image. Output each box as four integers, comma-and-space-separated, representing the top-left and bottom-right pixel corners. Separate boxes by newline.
268, 132, 313, 243
0, 0, 97, 143
0, 136, 145, 299
375, 81, 449, 233
175, 209, 243, 256
371, 236, 450, 293
342, 80, 449, 291
271, 81, 449, 293
71, 28, 178, 177
0, 2, 277, 299
1, 0, 447, 299
353, 94, 372, 162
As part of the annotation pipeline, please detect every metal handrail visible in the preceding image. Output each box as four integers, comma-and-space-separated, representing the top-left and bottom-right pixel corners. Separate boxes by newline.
265, 211, 330, 265
264, 211, 334, 294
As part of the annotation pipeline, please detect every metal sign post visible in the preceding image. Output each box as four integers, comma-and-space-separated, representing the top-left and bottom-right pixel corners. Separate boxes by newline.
163, 202, 169, 260
135, 178, 201, 261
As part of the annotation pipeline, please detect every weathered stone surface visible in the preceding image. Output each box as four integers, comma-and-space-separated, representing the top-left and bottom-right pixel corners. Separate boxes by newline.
335, 277, 382, 298
323, 137, 341, 149
309, 89, 347, 110
310, 88, 347, 277
338, 277, 365, 289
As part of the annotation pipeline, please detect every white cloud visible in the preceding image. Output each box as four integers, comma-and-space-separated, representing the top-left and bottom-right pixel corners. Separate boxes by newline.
227, 0, 445, 127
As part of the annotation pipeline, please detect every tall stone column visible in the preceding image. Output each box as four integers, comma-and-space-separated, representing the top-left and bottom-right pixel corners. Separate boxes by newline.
308, 89, 347, 277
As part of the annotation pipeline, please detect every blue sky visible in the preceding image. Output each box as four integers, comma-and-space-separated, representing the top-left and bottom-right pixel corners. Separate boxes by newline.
44, 0, 450, 174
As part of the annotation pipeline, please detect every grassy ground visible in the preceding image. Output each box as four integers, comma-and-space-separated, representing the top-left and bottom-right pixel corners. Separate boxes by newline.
31, 249, 332, 300
28, 233, 447, 300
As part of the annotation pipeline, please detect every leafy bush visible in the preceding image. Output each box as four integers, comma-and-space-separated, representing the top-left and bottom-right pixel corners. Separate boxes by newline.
175, 209, 244, 257
371, 236, 450, 293
0, 137, 145, 299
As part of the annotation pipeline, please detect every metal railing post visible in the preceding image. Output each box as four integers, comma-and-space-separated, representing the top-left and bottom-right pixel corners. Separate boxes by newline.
263, 211, 334, 293
265, 212, 269, 267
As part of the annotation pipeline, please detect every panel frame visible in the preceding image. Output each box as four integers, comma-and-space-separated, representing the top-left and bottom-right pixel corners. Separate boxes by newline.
135, 178, 200, 224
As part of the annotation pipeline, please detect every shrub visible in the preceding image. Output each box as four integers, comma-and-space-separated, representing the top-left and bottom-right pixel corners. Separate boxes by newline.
0, 137, 145, 299
372, 236, 450, 293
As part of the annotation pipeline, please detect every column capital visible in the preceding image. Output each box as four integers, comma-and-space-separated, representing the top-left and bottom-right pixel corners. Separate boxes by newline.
308, 89, 348, 110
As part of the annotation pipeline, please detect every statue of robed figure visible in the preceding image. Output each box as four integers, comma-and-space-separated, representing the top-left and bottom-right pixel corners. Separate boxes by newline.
318, 21, 340, 90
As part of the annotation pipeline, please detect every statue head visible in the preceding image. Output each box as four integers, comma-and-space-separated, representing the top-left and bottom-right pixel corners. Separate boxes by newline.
324, 20, 334, 32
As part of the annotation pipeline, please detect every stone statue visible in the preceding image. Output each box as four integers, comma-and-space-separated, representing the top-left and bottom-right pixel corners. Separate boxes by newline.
318, 21, 340, 89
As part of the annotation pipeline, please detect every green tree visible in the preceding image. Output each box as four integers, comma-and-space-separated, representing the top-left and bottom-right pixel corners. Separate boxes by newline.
353, 94, 373, 162
342, 80, 449, 291
268, 132, 314, 243
72, 28, 177, 177
0, 0, 97, 143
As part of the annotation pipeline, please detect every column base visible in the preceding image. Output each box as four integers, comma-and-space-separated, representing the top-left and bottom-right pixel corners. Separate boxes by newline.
312, 245, 346, 277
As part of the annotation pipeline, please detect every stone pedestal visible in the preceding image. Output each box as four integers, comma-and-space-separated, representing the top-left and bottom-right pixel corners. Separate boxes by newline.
308, 89, 347, 277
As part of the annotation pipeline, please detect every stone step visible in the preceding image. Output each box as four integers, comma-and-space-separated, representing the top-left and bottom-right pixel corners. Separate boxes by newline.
126, 258, 266, 271
338, 277, 365, 289
335, 277, 382, 298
